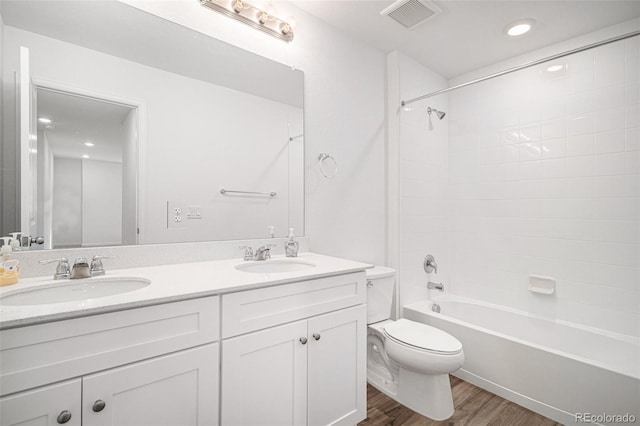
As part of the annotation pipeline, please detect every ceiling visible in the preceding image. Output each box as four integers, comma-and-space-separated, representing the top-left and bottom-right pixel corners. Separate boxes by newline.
292, 0, 640, 79
37, 89, 133, 163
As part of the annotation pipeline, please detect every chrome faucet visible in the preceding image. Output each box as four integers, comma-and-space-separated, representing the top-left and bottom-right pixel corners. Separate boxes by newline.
254, 244, 276, 261
90, 255, 115, 276
71, 257, 91, 279
428, 281, 444, 291
39, 257, 71, 280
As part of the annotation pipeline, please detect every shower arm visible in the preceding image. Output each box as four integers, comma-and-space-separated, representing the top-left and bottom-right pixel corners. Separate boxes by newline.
401, 29, 640, 107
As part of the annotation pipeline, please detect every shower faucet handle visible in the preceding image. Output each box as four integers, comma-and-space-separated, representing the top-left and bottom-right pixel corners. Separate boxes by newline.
424, 254, 438, 274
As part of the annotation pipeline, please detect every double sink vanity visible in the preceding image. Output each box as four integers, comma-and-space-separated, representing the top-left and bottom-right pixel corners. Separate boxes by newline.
0, 253, 371, 426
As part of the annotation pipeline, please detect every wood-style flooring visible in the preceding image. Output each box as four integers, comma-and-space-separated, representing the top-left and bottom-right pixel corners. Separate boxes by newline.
358, 376, 562, 426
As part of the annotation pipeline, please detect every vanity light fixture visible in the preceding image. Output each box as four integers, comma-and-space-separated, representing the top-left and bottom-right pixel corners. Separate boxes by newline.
200, 0, 294, 42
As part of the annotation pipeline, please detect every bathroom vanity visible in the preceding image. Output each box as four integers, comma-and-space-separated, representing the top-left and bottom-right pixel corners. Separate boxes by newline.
0, 253, 369, 426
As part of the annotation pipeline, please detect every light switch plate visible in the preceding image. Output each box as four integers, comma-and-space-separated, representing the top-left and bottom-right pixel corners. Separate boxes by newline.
187, 205, 203, 219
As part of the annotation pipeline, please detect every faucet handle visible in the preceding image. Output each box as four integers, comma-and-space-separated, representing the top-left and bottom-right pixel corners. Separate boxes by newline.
39, 257, 70, 280
424, 254, 438, 274
90, 255, 115, 276
239, 245, 254, 261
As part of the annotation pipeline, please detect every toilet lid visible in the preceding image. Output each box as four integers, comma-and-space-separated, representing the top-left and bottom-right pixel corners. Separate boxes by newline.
383, 319, 462, 354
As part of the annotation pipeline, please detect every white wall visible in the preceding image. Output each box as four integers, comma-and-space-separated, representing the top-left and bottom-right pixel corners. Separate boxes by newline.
120, 0, 387, 265
82, 159, 122, 247
387, 52, 450, 310
52, 157, 82, 248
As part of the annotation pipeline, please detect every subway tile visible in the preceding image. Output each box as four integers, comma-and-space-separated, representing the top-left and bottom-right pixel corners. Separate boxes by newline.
566, 70, 594, 94
567, 134, 594, 156
596, 107, 626, 133
595, 198, 627, 220
595, 84, 626, 110
594, 42, 626, 88
519, 125, 541, 142
500, 126, 520, 145
626, 127, 639, 151
593, 175, 626, 198
594, 129, 626, 154
594, 152, 625, 175
541, 120, 566, 140
626, 50, 639, 83
566, 50, 594, 74
594, 241, 629, 266
628, 198, 640, 221
592, 220, 627, 243
566, 155, 594, 177
566, 91, 595, 116
542, 158, 566, 178
627, 151, 640, 174
626, 174, 639, 198
627, 104, 640, 130
625, 84, 639, 105
541, 137, 567, 159
518, 160, 542, 180
500, 144, 519, 163
567, 113, 595, 136
519, 142, 541, 161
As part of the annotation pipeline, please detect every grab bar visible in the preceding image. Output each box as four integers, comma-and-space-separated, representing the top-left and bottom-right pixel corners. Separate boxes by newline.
220, 189, 277, 198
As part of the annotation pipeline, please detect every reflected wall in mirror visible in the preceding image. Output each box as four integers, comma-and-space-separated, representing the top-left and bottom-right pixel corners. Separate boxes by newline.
0, 0, 304, 250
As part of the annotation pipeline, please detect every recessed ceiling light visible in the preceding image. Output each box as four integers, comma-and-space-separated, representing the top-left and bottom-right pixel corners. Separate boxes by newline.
505, 19, 535, 37
84, 141, 95, 147
82, 154, 90, 159
38, 117, 52, 124
546, 64, 564, 72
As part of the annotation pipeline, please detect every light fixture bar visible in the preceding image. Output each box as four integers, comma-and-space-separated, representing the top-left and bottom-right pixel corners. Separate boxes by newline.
200, 0, 294, 42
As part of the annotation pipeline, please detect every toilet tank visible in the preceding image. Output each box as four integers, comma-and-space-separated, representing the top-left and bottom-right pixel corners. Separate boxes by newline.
366, 266, 396, 324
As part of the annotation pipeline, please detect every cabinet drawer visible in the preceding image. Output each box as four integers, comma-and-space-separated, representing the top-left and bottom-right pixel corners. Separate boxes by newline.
221, 272, 365, 338
0, 296, 219, 397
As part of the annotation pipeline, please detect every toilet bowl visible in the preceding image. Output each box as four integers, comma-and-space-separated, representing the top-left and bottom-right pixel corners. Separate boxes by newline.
366, 266, 464, 421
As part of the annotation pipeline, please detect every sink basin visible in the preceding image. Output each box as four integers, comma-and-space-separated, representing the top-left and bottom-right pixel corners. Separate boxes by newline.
0, 277, 151, 306
235, 259, 316, 274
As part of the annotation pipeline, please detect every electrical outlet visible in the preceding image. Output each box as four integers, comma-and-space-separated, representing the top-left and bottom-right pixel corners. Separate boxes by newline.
167, 201, 187, 228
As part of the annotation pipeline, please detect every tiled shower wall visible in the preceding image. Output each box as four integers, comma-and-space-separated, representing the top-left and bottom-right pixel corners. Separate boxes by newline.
446, 37, 639, 336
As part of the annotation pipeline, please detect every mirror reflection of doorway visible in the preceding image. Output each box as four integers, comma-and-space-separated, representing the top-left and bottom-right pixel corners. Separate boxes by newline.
35, 88, 137, 249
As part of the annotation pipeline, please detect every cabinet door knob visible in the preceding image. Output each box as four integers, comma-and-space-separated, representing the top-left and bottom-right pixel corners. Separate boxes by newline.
57, 410, 72, 424
299, 337, 307, 345
92, 400, 106, 412
312, 333, 321, 341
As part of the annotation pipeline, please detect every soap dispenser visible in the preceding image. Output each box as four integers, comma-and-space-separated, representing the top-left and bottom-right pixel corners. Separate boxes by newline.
0, 242, 20, 286
285, 228, 299, 258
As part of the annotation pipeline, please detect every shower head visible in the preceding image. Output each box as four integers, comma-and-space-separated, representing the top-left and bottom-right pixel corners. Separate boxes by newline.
427, 106, 446, 120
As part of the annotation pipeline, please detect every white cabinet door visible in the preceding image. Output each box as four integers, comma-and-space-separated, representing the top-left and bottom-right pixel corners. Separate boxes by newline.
82, 343, 219, 426
0, 379, 81, 426
221, 320, 308, 426
307, 305, 367, 426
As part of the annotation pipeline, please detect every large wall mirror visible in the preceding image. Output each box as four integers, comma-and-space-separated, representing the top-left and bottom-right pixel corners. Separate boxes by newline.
0, 0, 304, 250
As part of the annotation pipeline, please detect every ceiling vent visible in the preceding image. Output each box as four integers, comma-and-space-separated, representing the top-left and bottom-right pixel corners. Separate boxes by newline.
380, 0, 442, 29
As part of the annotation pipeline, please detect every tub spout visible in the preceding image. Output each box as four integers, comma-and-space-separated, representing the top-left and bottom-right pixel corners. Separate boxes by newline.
428, 281, 444, 291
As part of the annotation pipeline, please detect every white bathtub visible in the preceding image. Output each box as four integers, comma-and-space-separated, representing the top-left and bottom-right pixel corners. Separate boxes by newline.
404, 295, 640, 426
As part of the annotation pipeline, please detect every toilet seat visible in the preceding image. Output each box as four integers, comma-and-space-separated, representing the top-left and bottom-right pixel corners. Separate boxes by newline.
383, 319, 462, 355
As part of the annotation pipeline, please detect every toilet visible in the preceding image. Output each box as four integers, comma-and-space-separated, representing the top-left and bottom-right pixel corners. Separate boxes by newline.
366, 266, 464, 421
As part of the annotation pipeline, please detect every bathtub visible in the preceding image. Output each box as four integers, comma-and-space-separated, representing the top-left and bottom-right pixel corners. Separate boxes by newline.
404, 295, 640, 426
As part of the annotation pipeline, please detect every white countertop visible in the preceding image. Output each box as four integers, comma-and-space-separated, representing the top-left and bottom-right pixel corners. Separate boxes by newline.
0, 252, 372, 329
